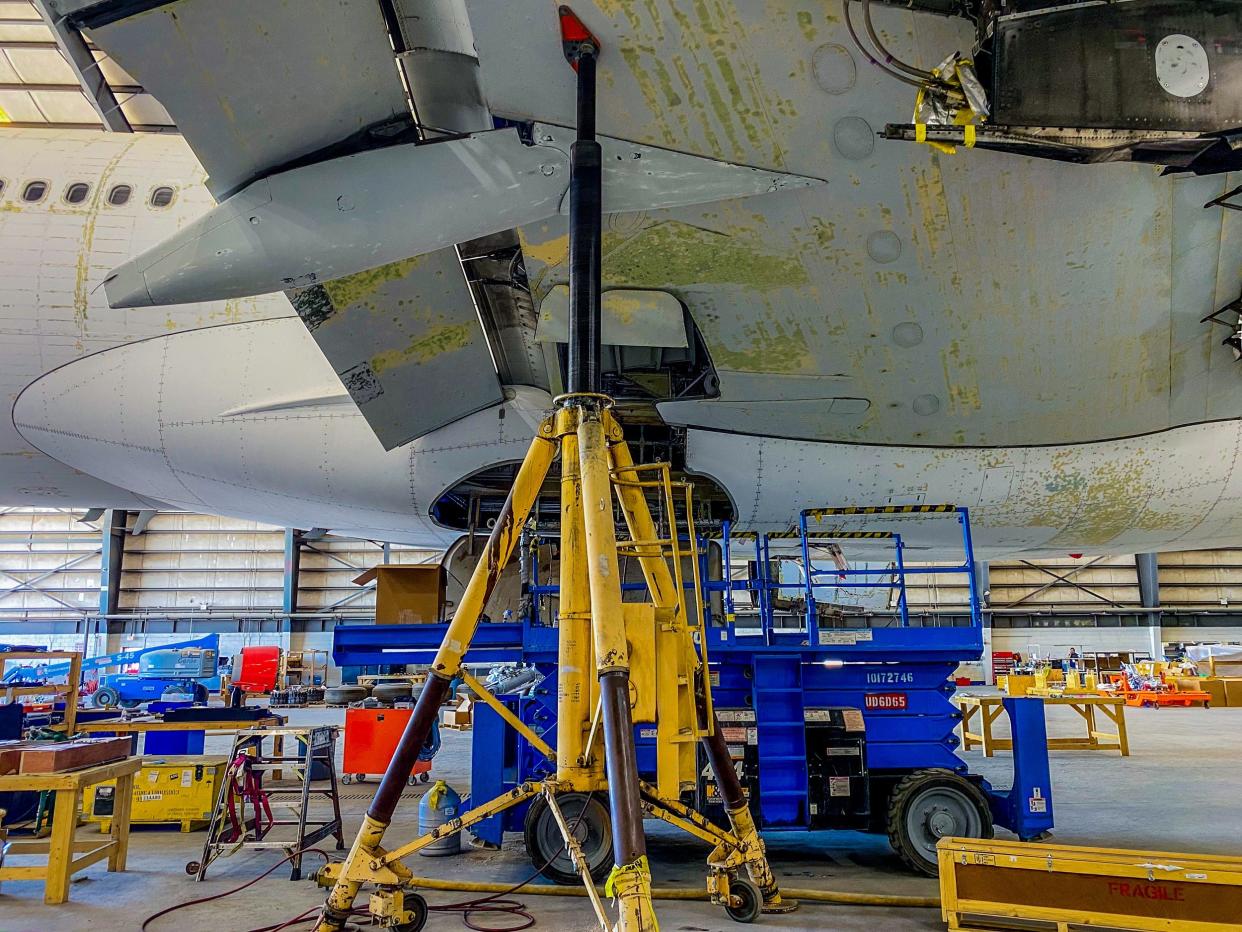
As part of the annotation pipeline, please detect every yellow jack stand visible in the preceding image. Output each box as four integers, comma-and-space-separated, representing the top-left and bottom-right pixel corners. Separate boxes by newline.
314, 397, 793, 931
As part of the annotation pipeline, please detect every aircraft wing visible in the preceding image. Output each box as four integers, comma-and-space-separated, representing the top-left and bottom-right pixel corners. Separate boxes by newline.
57, 0, 504, 448
60, 0, 410, 199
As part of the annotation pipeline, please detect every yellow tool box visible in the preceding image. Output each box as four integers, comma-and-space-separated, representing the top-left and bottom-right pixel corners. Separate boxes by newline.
938, 837, 1242, 932
84, 755, 228, 833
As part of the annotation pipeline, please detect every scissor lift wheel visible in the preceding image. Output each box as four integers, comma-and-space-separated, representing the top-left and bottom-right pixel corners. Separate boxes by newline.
886, 768, 993, 875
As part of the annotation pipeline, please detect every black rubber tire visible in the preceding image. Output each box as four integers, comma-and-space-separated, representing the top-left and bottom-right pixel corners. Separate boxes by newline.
523, 793, 612, 886
372, 682, 413, 703
324, 685, 367, 706
193, 683, 210, 705
419, 772, 431, 784
724, 876, 762, 924
393, 892, 428, 932
93, 686, 119, 709
341, 773, 352, 785
886, 768, 993, 876
118, 699, 141, 710
184, 861, 200, 876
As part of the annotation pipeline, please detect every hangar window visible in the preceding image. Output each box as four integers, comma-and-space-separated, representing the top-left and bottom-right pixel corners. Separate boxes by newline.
22, 180, 47, 203
64, 182, 90, 204
107, 184, 132, 206
149, 185, 175, 208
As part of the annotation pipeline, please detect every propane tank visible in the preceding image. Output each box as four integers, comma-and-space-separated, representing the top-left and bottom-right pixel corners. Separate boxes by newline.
418, 780, 462, 856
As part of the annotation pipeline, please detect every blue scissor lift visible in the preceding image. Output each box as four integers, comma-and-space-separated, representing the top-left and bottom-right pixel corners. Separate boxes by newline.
333, 504, 1054, 876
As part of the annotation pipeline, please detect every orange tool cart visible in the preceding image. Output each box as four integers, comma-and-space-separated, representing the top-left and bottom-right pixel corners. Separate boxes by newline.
340, 707, 434, 785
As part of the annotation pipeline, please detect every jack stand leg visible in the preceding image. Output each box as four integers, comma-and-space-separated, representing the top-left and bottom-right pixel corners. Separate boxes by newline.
701, 717, 796, 914
314, 428, 557, 932
578, 408, 657, 931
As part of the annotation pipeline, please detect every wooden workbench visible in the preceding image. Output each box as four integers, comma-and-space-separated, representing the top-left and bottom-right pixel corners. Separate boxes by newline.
958, 693, 1129, 757
77, 715, 282, 754
0, 756, 141, 903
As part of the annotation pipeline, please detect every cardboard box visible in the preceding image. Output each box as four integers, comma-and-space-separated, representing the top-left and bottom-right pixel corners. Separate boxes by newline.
19, 737, 130, 774
1196, 678, 1228, 707
1222, 678, 1242, 708
354, 564, 445, 624
440, 696, 473, 728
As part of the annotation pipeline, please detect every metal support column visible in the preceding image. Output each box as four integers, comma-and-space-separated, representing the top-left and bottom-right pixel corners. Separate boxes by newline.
283, 528, 303, 629
99, 509, 127, 653
1135, 552, 1162, 660
975, 560, 993, 682
33, 1, 133, 132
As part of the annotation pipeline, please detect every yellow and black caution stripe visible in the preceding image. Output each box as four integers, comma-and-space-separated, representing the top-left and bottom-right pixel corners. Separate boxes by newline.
805, 504, 957, 519
704, 529, 894, 540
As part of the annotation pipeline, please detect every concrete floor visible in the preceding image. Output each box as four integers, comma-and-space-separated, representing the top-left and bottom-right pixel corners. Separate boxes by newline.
2, 700, 1240, 932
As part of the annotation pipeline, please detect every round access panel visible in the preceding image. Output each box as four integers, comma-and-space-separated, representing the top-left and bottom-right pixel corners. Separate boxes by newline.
1155, 34, 1210, 98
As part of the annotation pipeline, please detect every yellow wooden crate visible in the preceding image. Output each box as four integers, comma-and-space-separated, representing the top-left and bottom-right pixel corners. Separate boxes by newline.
939, 837, 1242, 932
84, 755, 228, 832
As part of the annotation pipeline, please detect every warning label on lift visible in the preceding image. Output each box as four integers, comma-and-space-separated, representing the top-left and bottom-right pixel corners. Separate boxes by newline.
864, 692, 909, 711
818, 630, 874, 645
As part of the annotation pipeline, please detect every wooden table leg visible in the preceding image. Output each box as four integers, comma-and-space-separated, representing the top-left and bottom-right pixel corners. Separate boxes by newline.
982, 702, 1003, 757
108, 772, 134, 871
1105, 701, 1130, 757
1081, 703, 1097, 749
960, 704, 976, 751
44, 788, 78, 904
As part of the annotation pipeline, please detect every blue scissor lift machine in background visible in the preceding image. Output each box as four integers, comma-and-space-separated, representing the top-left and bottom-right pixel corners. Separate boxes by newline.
333, 505, 1054, 878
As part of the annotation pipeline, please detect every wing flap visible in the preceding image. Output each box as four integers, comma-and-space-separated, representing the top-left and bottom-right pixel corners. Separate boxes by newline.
287, 248, 504, 451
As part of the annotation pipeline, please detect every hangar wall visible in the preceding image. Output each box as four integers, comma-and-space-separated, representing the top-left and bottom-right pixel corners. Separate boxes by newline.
3, 507, 1241, 683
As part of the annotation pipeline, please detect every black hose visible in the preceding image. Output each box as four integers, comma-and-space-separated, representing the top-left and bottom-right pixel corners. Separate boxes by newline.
841, 0, 925, 89
862, 0, 937, 81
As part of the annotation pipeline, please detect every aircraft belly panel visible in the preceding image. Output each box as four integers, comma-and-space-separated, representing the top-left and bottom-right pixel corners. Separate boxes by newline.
685, 422, 1242, 559
490, 2, 1242, 448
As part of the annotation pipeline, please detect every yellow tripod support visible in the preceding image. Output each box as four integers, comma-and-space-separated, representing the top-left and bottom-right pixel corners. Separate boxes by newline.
315, 397, 788, 932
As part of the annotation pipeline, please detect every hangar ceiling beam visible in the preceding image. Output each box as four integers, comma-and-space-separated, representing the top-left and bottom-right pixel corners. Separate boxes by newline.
31, 0, 133, 132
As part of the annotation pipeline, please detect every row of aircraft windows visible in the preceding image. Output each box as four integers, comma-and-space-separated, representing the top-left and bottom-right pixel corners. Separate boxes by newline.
0, 179, 177, 209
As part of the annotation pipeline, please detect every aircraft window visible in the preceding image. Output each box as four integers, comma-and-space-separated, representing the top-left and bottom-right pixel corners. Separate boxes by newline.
107, 184, 132, 206
22, 181, 47, 203
65, 182, 90, 204
149, 186, 175, 208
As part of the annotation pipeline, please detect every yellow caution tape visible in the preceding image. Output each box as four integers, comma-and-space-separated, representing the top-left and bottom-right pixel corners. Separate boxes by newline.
604, 856, 659, 929
964, 124, 977, 148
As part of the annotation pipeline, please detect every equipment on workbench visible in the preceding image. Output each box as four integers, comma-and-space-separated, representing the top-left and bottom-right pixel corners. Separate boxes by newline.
94, 644, 218, 710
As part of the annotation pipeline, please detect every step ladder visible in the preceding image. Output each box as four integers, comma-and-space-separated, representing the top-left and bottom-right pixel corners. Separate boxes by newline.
189, 725, 344, 881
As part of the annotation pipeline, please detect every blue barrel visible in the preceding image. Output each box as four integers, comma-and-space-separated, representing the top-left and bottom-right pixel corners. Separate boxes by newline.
418, 780, 462, 856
